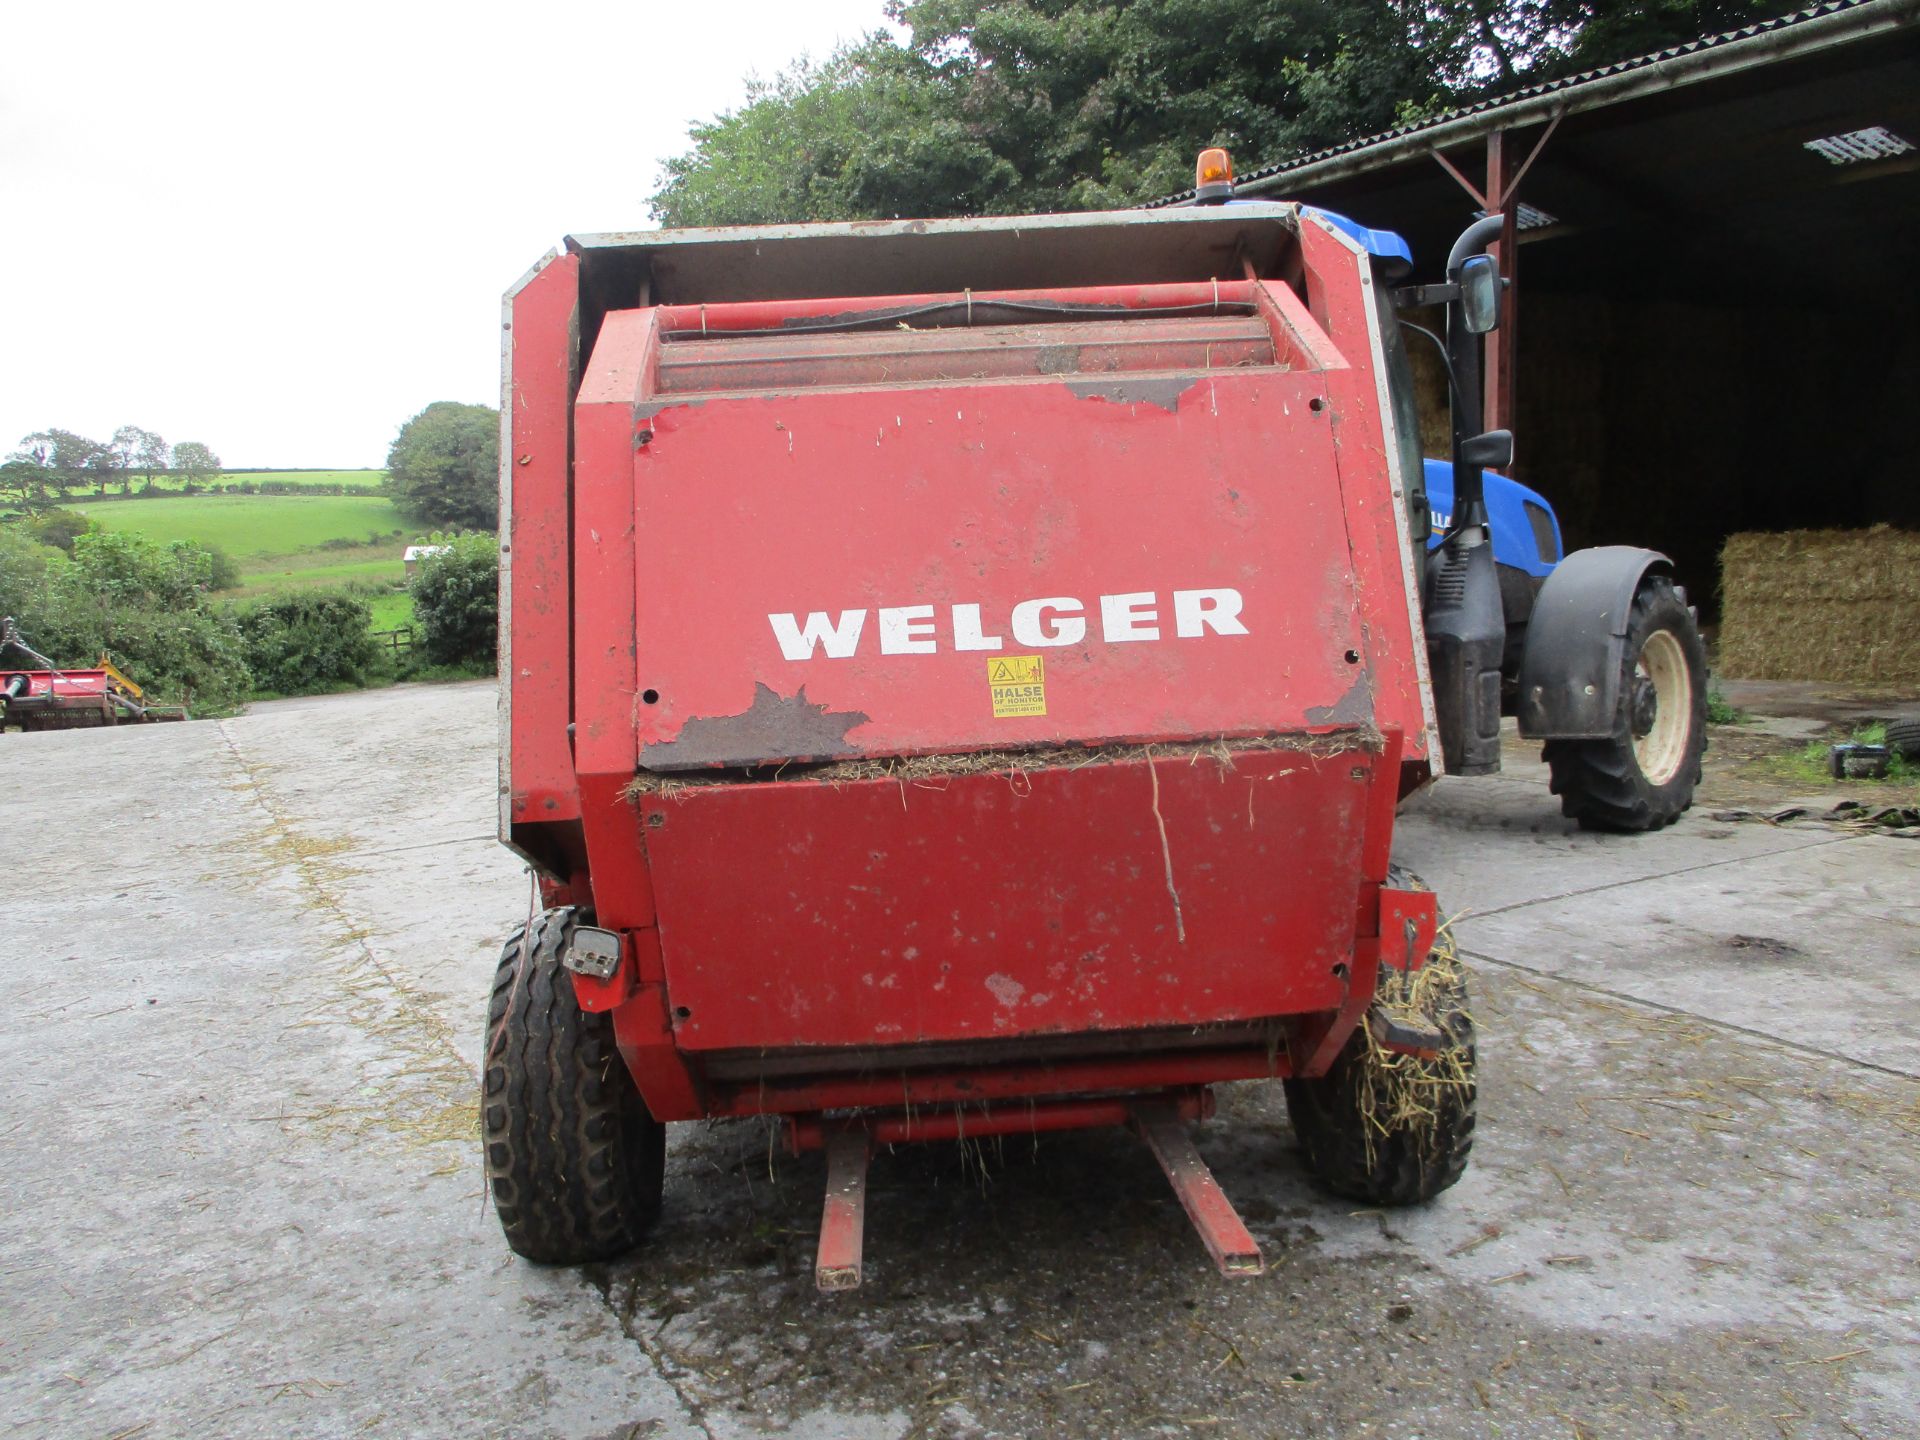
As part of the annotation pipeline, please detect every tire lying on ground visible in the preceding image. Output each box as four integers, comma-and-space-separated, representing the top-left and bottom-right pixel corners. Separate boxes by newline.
1885, 717, 1920, 763
483, 906, 665, 1264
1284, 938, 1476, 1206
1544, 575, 1709, 833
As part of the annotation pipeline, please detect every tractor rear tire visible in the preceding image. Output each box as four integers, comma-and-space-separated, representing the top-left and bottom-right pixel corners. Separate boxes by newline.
1283, 954, 1476, 1206
1544, 576, 1707, 833
483, 907, 665, 1265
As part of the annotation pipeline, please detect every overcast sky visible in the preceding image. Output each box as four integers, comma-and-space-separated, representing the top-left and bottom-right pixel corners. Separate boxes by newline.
0, 0, 890, 469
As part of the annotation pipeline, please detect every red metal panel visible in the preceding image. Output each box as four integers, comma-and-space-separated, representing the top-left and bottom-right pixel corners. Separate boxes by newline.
626, 368, 1371, 770
0, 670, 113, 697
610, 977, 704, 1122
1297, 220, 1433, 767
504, 252, 583, 839
789, 1092, 1207, 1151
639, 749, 1374, 1052
1378, 886, 1440, 974
574, 309, 663, 932
712, 1048, 1287, 1119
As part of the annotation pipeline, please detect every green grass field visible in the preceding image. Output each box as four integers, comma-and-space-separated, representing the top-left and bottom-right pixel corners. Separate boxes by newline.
366, 591, 415, 631
76, 493, 404, 557
64, 469, 385, 498
74, 492, 414, 596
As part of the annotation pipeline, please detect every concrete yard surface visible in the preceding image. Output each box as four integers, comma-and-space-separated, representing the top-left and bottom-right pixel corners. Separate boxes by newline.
1, 683, 1915, 1439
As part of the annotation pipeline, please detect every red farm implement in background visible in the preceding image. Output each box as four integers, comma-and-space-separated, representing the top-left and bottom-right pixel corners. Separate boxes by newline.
484, 158, 1682, 1288
1, 620, 186, 732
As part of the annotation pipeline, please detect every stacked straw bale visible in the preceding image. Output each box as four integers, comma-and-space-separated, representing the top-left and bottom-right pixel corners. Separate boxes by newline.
1718, 526, 1920, 684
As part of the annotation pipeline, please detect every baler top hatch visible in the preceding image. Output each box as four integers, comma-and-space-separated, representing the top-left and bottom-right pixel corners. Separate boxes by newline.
562, 202, 1303, 305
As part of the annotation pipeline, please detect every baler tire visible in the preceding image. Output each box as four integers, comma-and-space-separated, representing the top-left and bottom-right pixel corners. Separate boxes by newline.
1283, 954, 1475, 1207
483, 907, 665, 1265
1543, 577, 1708, 833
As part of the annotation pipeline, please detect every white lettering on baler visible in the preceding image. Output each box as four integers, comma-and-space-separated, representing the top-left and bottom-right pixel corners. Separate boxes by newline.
769, 588, 1248, 658
1100, 592, 1159, 642
1011, 597, 1086, 648
770, 609, 867, 660
952, 603, 1004, 652
1173, 588, 1248, 638
878, 605, 937, 654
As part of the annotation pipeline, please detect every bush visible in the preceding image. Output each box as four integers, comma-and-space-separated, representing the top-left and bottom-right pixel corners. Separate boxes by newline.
0, 526, 61, 629
235, 589, 379, 695
411, 531, 498, 668
25, 507, 94, 553
28, 531, 250, 713
200, 543, 242, 591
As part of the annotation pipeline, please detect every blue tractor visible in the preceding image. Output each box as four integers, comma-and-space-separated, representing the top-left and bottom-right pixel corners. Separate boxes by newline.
1199, 169, 1708, 832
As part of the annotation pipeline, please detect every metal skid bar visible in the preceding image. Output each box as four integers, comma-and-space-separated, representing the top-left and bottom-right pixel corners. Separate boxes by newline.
814, 1130, 870, 1293
1132, 1102, 1265, 1278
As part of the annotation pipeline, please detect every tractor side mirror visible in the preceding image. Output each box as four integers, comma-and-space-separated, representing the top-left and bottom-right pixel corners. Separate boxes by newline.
1458, 429, 1513, 470
1457, 254, 1502, 334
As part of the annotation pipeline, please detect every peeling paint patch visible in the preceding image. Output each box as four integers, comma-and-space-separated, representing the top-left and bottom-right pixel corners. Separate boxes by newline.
1305, 669, 1375, 727
1064, 376, 1196, 412
640, 683, 870, 772
985, 973, 1026, 1010
631, 397, 706, 423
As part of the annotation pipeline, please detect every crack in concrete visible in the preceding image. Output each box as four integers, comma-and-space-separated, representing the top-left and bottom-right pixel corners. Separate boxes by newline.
339, 832, 497, 860
1460, 830, 1856, 923
588, 1271, 722, 1440
1461, 945, 1919, 1081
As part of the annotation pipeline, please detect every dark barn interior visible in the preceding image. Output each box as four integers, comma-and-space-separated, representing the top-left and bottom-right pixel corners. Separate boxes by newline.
1228, 0, 1920, 618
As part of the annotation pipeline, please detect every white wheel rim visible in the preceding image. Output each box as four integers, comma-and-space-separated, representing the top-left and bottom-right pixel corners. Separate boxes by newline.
1633, 629, 1691, 786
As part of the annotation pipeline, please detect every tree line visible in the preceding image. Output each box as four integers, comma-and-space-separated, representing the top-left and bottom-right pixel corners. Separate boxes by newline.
3, 428, 222, 507
3, 397, 502, 535
651, 0, 1807, 226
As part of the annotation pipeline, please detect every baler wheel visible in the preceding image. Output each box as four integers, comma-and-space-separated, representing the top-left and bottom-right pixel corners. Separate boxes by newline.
483, 907, 664, 1265
1544, 576, 1708, 833
1283, 948, 1475, 1206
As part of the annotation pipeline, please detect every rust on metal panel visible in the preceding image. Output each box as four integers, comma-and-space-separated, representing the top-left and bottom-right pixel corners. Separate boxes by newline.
639, 682, 871, 772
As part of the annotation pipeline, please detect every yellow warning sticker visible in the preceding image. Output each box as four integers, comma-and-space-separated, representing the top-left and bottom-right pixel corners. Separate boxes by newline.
989, 654, 1046, 718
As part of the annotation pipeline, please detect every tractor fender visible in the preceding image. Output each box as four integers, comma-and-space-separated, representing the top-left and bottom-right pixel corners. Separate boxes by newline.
1516, 545, 1672, 740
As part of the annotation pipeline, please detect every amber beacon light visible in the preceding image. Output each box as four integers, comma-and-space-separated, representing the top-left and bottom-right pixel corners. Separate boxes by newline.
1194, 147, 1234, 204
